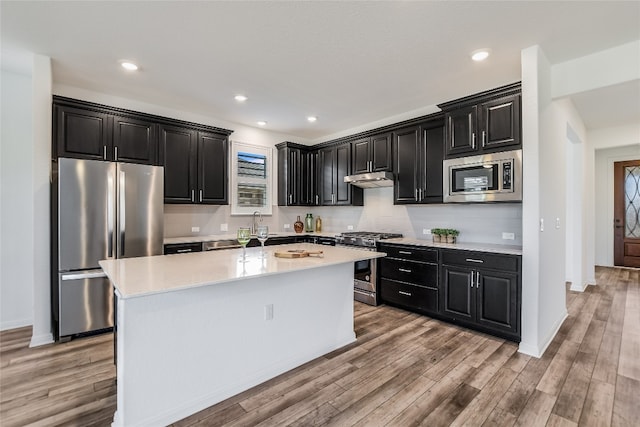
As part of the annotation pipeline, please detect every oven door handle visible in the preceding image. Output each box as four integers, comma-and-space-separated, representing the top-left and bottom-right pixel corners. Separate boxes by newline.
354, 289, 374, 297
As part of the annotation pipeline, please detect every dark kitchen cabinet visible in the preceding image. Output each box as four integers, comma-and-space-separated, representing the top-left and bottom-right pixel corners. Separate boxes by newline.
164, 242, 202, 255
112, 115, 158, 165
55, 104, 112, 161
352, 133, 391, 174
318, 144, 363, 206
54, 102, 157, 165
440, 249, 521, 341
439, 83, 522, 159
277, 142, 317, 206
161, 126, 229, 205
393, 119, 444, 204
378, 244, 439, 316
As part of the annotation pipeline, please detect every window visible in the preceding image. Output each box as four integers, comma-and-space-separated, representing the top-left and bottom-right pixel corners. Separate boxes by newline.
230, 141, 273, 215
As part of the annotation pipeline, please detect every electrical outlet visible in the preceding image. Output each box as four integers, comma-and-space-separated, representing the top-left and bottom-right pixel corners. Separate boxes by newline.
540, 218, 544, 232
423, 228, 431, 235
220, 223, 228, 232
191, 226, 200, 233
347, 225, 354, 230
264, 304, 274, 321
502, 232, 515, 240
556, 218, 561, 229
284, 224, 290, 229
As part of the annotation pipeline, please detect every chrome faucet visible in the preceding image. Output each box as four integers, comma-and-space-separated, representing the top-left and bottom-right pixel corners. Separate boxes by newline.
252, 211, 262, 235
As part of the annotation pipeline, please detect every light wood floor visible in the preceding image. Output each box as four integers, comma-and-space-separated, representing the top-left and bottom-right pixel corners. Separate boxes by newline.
1, 266, 638, 426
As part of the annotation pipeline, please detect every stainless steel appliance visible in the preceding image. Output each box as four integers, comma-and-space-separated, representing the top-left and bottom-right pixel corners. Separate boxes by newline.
344, 171, 394, 188
53, 158, 163, 340
443, 149, 522, 203
335, 231, 402, 305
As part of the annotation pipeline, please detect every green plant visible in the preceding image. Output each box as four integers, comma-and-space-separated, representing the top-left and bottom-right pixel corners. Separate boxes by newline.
446, 229, 459, 237
431, 228, 444, 236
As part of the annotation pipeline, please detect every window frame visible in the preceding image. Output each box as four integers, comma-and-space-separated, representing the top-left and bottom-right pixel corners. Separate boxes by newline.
230, 141, 273, 216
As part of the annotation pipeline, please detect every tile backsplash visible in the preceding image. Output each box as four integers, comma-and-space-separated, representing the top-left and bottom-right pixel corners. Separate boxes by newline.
164, 187, 522, 245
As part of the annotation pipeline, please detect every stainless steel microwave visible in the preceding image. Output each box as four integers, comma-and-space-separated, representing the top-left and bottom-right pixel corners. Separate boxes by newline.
443, 149, 522, 203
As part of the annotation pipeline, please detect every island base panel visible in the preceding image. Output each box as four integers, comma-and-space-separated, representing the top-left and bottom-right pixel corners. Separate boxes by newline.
112, 263, 355, 427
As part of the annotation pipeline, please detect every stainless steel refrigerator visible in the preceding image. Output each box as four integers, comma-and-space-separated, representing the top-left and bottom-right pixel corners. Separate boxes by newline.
53, 157, 163, 340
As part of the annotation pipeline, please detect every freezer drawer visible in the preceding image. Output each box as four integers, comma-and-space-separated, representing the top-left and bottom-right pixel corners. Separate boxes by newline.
59, 271, 114, 337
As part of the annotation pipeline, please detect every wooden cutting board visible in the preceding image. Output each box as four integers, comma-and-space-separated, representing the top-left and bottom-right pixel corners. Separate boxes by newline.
274, 250, 324, 258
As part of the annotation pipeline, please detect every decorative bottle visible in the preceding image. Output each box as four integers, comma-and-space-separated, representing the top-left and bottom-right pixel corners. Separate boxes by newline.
294, 216, 304, 233
305, 213, 314, 232
315, 216, 322, 232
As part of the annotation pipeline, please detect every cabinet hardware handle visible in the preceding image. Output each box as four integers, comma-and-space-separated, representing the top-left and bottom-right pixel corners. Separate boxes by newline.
472, 133, 476, 149
482, 131, 486, 147
332, 194, 335, 204
465, 258, 484, 263
176, 249, 192, 253
414, 189, 418, 202
399, 268, 412, 273
476, 271, 480, 287
316, 195, 319, 204
399, 291, 412, 296
199, 189, 203, 202
470, 272, 475, 288
289, 194, 293, 204
103, 146, 107, 160
398, 250, 412, 255
114, 146, 118, 161
191, 190, 195, 202
419, 188, 423, 201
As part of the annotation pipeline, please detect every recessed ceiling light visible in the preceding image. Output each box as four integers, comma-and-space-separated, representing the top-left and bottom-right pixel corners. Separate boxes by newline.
471, 49, 491, 61
121, 61, 138, 71
257, 121, 267, 126
234, 95, 248, 102
307, 116, 318, 123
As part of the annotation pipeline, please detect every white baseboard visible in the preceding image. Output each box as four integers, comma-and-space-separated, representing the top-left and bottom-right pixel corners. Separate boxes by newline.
518, 311, 568, 358
0, 318, 32, 331
570, 281, 593, 292
30, 332, 54, 347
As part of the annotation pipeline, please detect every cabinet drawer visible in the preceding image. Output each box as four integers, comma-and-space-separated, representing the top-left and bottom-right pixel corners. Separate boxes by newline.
378, 244, 438, 264
441, 250, 520, 272
380, 258, 438, 288
380, 279, 438, 314
164, 242, 202, 254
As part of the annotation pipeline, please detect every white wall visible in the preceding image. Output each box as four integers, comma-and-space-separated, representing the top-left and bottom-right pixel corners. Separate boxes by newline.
0, 69, 34, 330
594, 144, 640, 266
30, 55, 53, 346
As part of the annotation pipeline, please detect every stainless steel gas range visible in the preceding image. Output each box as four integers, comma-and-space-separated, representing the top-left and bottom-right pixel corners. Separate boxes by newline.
335, 231, 402, 306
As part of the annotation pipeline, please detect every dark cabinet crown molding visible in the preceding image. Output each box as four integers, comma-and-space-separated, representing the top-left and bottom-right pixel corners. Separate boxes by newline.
437, 82, 521, 111
52, 96, 234, 136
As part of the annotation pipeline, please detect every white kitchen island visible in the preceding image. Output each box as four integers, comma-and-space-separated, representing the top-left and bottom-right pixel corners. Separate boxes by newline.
99, 243, 384, 427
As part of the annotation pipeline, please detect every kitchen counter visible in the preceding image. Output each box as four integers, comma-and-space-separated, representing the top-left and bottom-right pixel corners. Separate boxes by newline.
99, 243, 384, 427
164, 231, 339, 245
100, 243, 380, 299
382, 238, 522, 256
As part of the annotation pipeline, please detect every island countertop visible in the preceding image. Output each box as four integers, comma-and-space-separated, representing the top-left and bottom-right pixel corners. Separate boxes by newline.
99, 243, 385, 299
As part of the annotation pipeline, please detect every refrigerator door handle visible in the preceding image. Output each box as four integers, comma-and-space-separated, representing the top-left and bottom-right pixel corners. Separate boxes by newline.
107, 173, 115, 258
61, 269, 108, 281
119, 170, 126, 257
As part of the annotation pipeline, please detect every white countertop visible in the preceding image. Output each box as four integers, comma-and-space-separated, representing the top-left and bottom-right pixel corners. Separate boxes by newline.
100, 243, 384, 299
381, 238, 522, 256
164, 231, 339, 245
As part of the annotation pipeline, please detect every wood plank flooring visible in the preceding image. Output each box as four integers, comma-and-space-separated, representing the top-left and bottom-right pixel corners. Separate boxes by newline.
1, 266, 638, 426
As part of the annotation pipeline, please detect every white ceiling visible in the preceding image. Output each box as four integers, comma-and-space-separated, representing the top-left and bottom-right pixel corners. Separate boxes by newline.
1, 1, 639, 141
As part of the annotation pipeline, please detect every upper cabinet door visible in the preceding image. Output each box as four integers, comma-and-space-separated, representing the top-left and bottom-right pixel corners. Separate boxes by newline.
393, 125, 421, 204
422, 124, 444, 202
318, 147, 335, 205
352, 138, 370, 174
160, 125, 196, 204
370, 133, 392, 172
479, 95, 521, 151
55, 105, 112, 161
197, 131, 228, 204
444, 105, 477, 158
334, 144, 352, 205
112, 116, 158, 165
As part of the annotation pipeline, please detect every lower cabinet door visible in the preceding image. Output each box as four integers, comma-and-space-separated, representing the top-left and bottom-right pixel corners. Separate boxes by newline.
441, 265, 474, 322
476, 269, 519, 335
380, 278, 438, 314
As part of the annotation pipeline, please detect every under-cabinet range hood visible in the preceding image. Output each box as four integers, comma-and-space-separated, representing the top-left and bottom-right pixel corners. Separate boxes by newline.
344, 171, 394, 188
